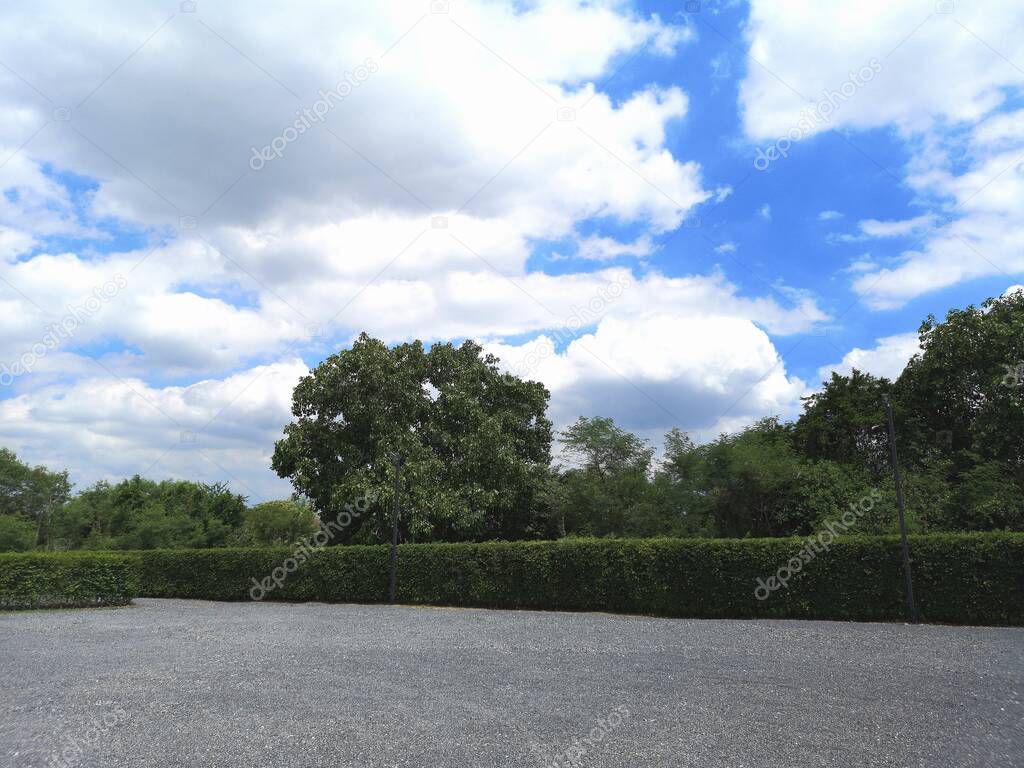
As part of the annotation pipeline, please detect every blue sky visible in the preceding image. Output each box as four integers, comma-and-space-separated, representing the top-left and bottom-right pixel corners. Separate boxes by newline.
0, 0, 1022, 499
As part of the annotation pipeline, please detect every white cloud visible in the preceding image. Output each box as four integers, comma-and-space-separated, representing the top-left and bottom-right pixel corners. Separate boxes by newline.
714, 241, 737, 254
0, 359, 307, 499
576, 234, 654, 261
0, 2, 703, 234
843, 256, 877, 274
857, 214, 935, 238
831, 213, 936, 244
486, 312, 807, 440
741, 1, 1024, 141
818, 210, 843, 221
741, 1, 1024, 308
0, 0, 725, 373
816, 331, 920, 384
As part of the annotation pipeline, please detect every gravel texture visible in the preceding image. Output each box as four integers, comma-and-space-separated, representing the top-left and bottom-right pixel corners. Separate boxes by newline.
1, 598, 1022, 767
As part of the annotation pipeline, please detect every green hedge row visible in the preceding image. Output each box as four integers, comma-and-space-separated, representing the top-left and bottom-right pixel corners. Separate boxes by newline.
134, 532, 1024, 625
3, 535, 1019, 622
0, 552, 139, 609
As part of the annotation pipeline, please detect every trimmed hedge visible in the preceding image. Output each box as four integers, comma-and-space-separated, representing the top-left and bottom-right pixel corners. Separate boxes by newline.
5, 535, 1017, 622
0, 552, 139, 609
134, 532, 1024, 625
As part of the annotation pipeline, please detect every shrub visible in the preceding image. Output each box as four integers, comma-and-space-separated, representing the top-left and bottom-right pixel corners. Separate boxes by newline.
134, 532, 1024, 625
0, 552, 138, 609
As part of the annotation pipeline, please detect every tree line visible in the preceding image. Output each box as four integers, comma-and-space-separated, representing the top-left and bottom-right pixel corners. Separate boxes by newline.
1, 290, 1021, 551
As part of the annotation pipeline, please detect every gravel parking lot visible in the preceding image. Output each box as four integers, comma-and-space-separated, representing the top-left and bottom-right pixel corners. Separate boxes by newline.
1, 598, 1022, 767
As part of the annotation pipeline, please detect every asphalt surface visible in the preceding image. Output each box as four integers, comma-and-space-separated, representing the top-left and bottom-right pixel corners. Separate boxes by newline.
1, 599, 1021, 767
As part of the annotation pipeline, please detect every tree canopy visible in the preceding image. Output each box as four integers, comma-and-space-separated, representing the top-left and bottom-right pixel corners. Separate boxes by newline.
271, 333, 553, 543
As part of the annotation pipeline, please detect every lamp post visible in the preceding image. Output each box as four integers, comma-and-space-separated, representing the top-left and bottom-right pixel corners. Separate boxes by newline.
388, 452, 404, 604
884, 397, 919, 624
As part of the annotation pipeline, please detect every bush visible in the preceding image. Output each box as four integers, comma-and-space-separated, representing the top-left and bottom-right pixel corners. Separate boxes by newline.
0, 552, 139, 609
134, 532, 1024, 625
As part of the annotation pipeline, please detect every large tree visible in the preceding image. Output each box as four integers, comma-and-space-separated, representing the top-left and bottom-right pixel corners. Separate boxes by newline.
271, 334, 552, 543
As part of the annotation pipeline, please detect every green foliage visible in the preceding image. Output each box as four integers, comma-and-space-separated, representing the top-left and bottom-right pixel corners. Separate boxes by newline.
137, 546, 389, 603
899, 290, 1024, 469
664, 418, 875, 538
560, 416, 654, 474
238, 500, 319, 546
947, 460, 1024, 531
0, 514, 37, 552
272, 333, 552, 544
0, 447, 71, 546
49, 476, 247, 550
132, 533, 1024, 625
548, 417, 662, 538
793, 371, 893, 477
0, 552, 138, 609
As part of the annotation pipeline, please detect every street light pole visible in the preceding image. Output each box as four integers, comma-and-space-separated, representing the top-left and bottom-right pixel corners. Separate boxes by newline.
388, 453, 403, 604
884, 397, 919, 624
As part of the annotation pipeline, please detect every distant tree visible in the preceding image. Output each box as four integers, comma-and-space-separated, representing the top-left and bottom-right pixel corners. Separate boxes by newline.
0, 448, 71, 545
792, 370, 893, 478
653, 428, 713, 536
272, 334, 552, 543
693, 418, 875, 537
239, 500, 319, 546
547, 417, 686, 538
50, 476, 247, 550
0, 514, 37, 552
559, 416, 654, 475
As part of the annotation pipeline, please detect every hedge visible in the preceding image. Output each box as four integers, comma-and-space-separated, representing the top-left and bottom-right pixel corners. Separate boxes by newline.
0, 552, 139, 609
133, 532, 1024, 625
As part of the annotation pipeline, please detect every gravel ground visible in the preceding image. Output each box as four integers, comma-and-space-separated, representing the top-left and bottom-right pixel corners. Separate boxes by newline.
1, 599, 1021, 768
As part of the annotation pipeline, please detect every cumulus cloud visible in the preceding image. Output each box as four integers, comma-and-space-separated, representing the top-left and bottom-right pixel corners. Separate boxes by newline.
856, 214, 936, 238
816, 332, 921, 384
741, 1, 1024, 140
575, 234, 655, 261
486, 312, 807, 441
741, 0, 1024, 308
0, 359, 307, 499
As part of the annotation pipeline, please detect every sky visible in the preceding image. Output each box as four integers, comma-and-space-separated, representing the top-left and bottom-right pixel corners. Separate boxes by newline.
1, 0, 1023, 501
